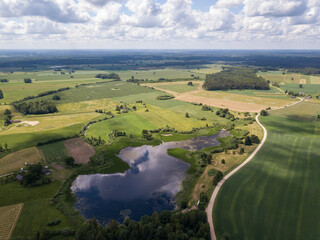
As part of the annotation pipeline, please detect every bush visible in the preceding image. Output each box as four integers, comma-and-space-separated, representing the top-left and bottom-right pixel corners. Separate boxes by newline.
47, 218, 61, 226
239, 148, 244, 154
260, 109, 268, 116
156, 95, 174, 100
221, 159, 226, 164
65, 157, 75, 167
250, 134, 260, 144
244, 136, 252, 145
52, 95, 61, 100
24, 78, 32, 83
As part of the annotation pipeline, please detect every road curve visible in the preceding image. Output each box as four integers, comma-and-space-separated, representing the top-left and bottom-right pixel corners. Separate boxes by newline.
205, 99, 304, 240
205, 113, 268, 240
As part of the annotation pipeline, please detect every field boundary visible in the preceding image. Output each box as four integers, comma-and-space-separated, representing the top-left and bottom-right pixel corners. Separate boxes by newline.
206, 114, 268, 240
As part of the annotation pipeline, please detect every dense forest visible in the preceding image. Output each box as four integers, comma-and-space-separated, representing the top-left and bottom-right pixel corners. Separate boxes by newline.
72, 210, 209, 240
203, 67, 269, 90
13, 101, 58, 115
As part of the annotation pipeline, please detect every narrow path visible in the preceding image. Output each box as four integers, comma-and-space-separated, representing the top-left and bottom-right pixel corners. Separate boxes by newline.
205, 113, 268, 240
206, 99, 304, 240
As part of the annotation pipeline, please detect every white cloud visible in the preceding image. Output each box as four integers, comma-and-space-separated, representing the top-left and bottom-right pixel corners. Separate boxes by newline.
244, 0, 308, 17
215, 0, 243, 8
0, 0, 319, 48
85, 0, 123, 7
0, 0, 90, 23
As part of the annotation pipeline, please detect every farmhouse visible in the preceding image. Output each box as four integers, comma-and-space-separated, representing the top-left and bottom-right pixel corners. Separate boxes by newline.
16, 174, 23, 181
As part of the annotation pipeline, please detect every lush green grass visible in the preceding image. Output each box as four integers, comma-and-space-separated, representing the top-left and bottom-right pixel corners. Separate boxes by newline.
115, 68, 206, 81
155, 83, 199, 93
280, 83, 320, 95
0, 181, 61, 207
213, 102, 320, 240
0, 123, 82, 158
38, 141, 71, 164
12, 200, 71, 239
271, 101, 320, 121
27, 81, 155, 104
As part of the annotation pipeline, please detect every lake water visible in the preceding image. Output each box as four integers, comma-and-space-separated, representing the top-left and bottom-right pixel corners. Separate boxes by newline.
71, 130, 230, 225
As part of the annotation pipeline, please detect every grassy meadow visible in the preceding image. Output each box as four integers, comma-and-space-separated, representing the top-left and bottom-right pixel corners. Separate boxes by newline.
213, 101, 320, 240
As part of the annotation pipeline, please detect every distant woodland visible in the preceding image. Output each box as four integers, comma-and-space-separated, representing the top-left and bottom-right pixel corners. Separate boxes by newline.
203, 67, 269, 91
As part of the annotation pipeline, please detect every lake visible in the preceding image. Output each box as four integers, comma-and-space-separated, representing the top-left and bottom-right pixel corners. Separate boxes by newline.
71, 130, 230, 225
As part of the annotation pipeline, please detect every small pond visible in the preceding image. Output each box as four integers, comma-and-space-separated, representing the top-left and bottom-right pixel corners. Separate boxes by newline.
71, 130, 230, 225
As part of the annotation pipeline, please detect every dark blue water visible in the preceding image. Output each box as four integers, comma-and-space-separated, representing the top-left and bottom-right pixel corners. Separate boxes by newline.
71, 130, 230, 225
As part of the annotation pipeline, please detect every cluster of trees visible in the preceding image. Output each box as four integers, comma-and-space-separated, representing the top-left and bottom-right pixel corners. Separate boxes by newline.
260, 110, 268, 116
156, 95, 175, 100
12, 87, 70, 104
86, 136, 106, 146
4, 108, 12, 125
200, 153, 212, 167
142, 129, 153, 140
244, 135, 260, 145
75, 210, 210, 240
216, 108, 235, 121
213, 170, 223, 186
201, 105, 213, 111
108, 130, 127, 142
24, 78, 32, 83
20, 163, 51, 187
203, 67, 269, 91
0, 79, 8, 82
13, 101, 58, 115
95, 73, 120, 80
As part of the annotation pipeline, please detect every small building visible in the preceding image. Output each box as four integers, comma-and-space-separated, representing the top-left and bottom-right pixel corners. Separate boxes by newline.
16, 174, 23, 181
42, 168, 52, 176
10, 120, 21, 123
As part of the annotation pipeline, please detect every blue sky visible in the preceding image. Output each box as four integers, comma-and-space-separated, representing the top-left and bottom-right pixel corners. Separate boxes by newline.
0, 0, 319, 49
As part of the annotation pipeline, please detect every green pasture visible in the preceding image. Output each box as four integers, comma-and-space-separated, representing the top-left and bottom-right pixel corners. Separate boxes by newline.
26, 81, 154, 104
0, 78, 101, 103
155, 83, 200, 93
280, 83, 320, 95
0, 181, 71, 238
0, 123, 82, 158
12, 199, 71, 239
115, 68, 206, 81
213, 102, 320, 240
38, 141, 71, 164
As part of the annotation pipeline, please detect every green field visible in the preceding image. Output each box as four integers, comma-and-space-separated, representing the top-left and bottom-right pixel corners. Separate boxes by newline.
213, 101, 320, 240
38, 141, 71, 164
154, 83, 200, 93
280, 83, 320, 95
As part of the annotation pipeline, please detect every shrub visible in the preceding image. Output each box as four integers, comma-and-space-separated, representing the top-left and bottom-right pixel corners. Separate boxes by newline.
244, 136, 252, 145
47, 218, 61, 226
52, 95, 61, 100
24, 78, 32, 83
156, 95, 174, 100
250, 135, 260, 144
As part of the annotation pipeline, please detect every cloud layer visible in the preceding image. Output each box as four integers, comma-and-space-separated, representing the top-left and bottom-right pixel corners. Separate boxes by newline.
0, 0, 319, 48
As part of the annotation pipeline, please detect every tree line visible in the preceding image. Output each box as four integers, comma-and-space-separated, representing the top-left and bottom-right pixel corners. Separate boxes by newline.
203, 67, 269, 91
95, 73, 120, 80
13, 101, 58, 115
12, 87, 70, 104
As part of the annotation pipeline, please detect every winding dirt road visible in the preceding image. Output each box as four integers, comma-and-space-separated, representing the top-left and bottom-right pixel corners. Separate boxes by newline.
205, 98, 304, 240
205, 113, 268, 240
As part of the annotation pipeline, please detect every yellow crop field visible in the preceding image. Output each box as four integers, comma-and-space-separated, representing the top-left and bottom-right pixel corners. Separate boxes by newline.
0, 147, 43, 175
0, 203, 23, 240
